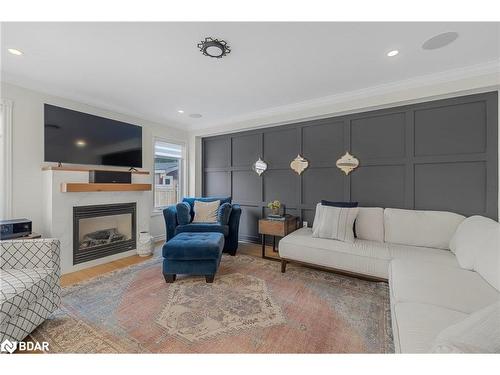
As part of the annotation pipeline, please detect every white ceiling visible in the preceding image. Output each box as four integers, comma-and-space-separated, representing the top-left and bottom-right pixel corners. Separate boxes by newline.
1, 22, 499, 131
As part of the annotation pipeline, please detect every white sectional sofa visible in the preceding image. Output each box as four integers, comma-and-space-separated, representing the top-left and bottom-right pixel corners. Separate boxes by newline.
279, 207, 500, 353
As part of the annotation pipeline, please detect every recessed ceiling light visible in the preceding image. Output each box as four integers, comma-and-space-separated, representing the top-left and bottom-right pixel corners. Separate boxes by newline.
7, 48, 23, 56
422, 32, 459, 50
177, 110, 184, 114
75, 140, 87, 147
189, 113, 202, 119
387, 50, 399, 57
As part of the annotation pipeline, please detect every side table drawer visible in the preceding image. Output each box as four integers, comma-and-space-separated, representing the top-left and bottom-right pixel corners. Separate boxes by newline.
258, 220, 286, 236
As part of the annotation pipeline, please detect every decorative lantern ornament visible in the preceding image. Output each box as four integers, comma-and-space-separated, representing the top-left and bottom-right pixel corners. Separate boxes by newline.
290, 154, 309, 175
336, 152, 359, 175
252, 157, 268, 176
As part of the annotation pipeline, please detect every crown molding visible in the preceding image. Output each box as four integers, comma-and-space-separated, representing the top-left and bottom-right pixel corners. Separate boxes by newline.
191, 59, 500, 135
0, 72, 189, 132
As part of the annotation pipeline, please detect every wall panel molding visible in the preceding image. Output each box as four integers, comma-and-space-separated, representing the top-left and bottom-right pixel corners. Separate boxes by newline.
202, 92, 498, 243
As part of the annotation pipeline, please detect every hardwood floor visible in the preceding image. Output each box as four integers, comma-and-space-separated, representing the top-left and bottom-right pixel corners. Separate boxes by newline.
60, 241, 276, 287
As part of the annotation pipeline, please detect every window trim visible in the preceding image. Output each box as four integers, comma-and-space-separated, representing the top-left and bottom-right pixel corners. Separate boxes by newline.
0, 99, 13, 219
152, 136, 187, 213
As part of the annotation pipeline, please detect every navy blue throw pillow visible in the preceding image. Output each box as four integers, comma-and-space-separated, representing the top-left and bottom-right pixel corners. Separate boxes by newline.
217, 203, 233, 225
176, 202, 192, 225
321, 200, 358, 208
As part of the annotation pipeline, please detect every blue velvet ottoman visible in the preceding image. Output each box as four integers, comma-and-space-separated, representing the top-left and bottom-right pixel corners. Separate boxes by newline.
162, 232, 225, 283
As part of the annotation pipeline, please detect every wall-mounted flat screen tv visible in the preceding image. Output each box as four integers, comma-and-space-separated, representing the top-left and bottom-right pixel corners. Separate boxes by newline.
44, 104, 143, 168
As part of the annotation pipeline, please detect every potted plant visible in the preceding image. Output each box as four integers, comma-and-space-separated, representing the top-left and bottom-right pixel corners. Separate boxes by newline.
267, 200, 281, 216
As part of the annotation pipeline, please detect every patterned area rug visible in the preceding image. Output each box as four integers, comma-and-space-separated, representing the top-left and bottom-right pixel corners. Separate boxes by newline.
31, 253, 394, 353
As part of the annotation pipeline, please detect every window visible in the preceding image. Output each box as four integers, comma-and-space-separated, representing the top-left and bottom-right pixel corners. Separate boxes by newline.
0, 99, 13, 219
154, 139, 184, 210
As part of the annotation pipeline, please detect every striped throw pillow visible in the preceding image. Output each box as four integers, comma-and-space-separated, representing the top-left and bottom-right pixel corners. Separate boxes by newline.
312, 203, 359, 243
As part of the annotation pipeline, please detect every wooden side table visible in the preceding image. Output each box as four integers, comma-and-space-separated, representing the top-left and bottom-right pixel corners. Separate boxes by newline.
258, 216, 299, 260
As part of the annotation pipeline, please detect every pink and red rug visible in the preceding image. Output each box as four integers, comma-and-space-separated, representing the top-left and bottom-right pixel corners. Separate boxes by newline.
31, 253, 393, 353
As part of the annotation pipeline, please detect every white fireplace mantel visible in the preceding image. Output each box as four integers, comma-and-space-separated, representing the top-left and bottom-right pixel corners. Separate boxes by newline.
42, 169, 151, 274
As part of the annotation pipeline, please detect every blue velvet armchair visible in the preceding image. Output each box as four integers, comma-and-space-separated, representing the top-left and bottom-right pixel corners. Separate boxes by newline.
163, 197, 242, 255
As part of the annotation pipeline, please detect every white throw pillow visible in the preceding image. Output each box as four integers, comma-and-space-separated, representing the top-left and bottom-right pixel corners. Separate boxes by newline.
384, 208, 465, 249
192, 200, 220, 223
431, 301, 500, 353
312, 203, 359, 243
355, 207, 384, 243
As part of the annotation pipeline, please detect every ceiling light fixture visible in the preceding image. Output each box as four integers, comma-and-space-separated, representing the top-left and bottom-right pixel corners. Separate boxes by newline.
189, 113, 202, 119
197, 37, 230, 59
387, 50, 399, 57
7, 48, 23, 56
177, 110, 185, 114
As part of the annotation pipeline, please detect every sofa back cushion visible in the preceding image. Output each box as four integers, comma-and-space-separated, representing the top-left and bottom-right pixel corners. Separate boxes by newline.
355, 207, 384, 242
384, 208, 465, 249
450, 215, 500, 290
182, 196, 232, 220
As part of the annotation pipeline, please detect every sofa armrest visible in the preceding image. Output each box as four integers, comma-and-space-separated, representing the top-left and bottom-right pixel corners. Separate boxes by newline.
0, 239, 60, 277
226, 204, 242, 254
163, 205, 179, 242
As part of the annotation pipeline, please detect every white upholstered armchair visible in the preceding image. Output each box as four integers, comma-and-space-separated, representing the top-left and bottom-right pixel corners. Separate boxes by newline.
0, 239, 61, 342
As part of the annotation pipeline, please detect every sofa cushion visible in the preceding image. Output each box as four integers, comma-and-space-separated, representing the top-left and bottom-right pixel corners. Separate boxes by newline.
279, 227, 391, 279
384, 208, 465, 249
431, 301, 500, 353
217, 202, 233, 225
0, 268, 54, 325
175, 223, 229, 237
450, 215, 500, 291
388, 243, 459, 268
176, 202, 191, 225
192, 200, 220, 223
182, 196, 232, 212
162, 232, 224, 260
392, 302, 467, 353
312, 204, 359, 243
355, 207, 384, 243
474, 222, 500, 291
389, 259, 499, 314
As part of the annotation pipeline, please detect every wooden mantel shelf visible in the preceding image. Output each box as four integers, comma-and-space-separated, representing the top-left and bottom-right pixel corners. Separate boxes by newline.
43, 166, 150, 175
61, 183, 152, 193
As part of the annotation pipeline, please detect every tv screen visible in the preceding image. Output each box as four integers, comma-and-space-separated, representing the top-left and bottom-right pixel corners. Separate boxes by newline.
44, 104, 143, 168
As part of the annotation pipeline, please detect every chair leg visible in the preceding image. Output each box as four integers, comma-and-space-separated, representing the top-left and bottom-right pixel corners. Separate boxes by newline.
164, 274, 176, 283
206, 275, 215, 283
281, 259, 287, 273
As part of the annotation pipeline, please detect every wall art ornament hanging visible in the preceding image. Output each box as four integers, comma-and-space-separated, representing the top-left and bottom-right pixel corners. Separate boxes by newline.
252, 157, 268, 176
336, 152, 359, 175
290, 154, 309, 175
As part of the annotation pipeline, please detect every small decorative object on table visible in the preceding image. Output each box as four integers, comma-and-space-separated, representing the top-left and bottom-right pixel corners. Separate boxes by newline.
267, 200, 281, 217
137, 231, 153, 257
258, 215, 298, 260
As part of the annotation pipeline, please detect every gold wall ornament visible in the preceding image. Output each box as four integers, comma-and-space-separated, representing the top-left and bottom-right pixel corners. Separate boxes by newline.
290, 154, 309, 175
336, 152, 359, 175
252, 157, 268, 176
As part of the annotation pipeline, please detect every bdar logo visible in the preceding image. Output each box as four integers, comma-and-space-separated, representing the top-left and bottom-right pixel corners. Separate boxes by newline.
1, 339, 17, 354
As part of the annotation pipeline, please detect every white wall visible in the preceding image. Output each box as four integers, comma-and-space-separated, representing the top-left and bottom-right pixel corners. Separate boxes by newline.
0, 82, 189, 238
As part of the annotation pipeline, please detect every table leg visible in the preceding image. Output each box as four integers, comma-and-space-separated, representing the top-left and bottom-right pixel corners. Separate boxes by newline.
261, 234, 265, 258
272, 236, 276, 252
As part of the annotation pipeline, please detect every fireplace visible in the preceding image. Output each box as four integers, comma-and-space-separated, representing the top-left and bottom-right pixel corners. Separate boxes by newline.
73, 203, 136, 265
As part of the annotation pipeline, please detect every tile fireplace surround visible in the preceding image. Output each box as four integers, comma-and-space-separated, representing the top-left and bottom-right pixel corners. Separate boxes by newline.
42, 168, 151, 274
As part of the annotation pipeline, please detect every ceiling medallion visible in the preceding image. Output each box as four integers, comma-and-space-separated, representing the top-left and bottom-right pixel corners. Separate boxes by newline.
197, 37, 231, 59
252, 158, 268, 176
290, 155, 309, 175
336, 152, 359, 175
